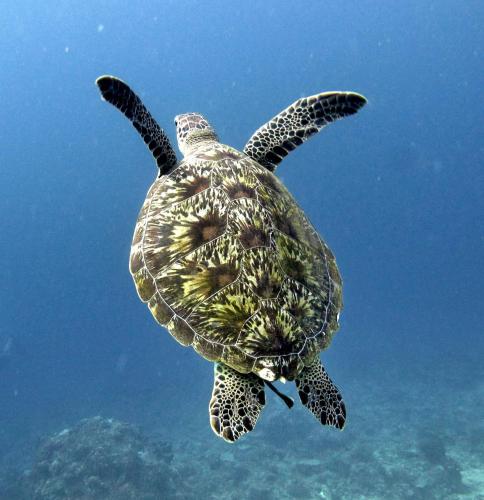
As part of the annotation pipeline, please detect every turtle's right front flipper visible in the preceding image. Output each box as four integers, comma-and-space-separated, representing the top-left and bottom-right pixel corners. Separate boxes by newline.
209, 363, 265, 443
96, 75, 177, 175
244, 91, 366, 172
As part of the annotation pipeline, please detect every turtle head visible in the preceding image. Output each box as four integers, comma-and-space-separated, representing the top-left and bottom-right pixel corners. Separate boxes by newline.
175, 113, 218, 156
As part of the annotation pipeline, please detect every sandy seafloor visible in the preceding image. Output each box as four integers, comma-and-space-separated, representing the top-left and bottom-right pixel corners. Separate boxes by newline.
1, 348, 482, 499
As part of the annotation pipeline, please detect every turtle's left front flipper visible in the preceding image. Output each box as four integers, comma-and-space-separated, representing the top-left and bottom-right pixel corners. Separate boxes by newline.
209, 363, 265, 443
295, 357, 346, 429
244, 91, 367, 172
96, 75, 178, 175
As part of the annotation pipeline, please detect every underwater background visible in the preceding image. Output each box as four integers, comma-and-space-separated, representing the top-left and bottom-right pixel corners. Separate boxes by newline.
1, 0, 483, 498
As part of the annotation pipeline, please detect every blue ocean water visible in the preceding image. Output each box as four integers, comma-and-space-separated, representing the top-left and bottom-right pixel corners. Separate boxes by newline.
1, 1, 483, 498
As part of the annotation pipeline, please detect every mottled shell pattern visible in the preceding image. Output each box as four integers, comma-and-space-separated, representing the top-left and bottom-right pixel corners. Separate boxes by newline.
129, 142, 342, 382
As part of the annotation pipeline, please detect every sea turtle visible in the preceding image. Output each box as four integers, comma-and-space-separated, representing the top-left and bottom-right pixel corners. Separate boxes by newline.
96, 76, 366, 442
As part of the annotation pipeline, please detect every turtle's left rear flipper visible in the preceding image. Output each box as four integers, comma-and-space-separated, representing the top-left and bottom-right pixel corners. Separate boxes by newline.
95, 75, 178, 175
295, 357, 346, 429
209, 363, 265, 442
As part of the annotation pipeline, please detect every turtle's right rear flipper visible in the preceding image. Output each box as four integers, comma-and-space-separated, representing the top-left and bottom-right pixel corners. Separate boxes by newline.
209, 363, 265, 443
96, 75, 177, 175
295, 357, 346, 429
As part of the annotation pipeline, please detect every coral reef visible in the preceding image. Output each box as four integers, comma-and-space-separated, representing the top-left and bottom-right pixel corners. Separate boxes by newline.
22, 417, 177, 500
1, 354, 483, 499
